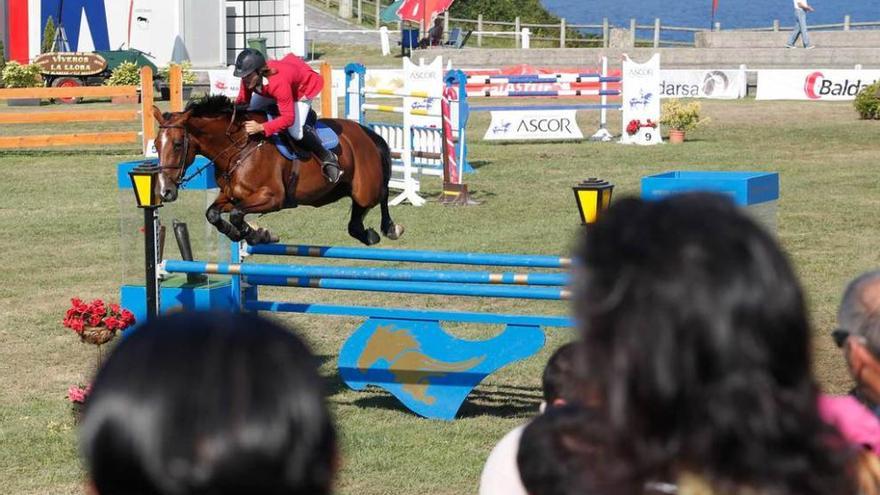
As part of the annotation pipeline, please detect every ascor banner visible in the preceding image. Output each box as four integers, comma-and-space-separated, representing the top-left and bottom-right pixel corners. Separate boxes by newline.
659, 70, 746, 99
484, 110, 583, 141
757, 70, 880, 100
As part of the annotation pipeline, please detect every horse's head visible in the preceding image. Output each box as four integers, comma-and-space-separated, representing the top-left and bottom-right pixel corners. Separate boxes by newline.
151, 106, 198, 202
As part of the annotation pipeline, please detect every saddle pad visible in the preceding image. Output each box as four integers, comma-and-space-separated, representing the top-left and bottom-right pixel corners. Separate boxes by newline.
266, 113, 339, 161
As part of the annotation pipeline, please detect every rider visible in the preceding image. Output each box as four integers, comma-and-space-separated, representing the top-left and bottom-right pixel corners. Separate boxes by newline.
233, 48, 343, 183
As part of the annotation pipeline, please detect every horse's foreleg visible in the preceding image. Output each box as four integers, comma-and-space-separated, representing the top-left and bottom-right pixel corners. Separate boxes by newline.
229, 188, 284, 245
206, 193, 243, 242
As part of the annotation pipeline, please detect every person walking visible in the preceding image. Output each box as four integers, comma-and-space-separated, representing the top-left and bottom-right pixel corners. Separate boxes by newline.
786, 0, 816, 49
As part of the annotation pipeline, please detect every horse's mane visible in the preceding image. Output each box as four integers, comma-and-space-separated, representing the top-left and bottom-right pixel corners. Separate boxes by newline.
185, 94, 234, 118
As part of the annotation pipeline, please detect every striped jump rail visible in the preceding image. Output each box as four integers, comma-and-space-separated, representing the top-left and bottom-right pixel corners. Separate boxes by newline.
362, 103, 432, 116
163, 259, 569, 287
467, 74, 622, 84
466, 89, 620, 98
359, 88, 442, 99
245, 243, 572, 269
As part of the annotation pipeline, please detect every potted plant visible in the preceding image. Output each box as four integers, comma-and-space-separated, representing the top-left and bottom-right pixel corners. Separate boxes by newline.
1, 61, 43, 106
660, 99, 703, 144
159, 61, 198, 101
61, 297, 136, 423
105, 61, 141, 104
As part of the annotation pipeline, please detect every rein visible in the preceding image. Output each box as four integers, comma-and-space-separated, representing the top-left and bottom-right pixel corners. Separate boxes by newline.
158, 112, 262, 188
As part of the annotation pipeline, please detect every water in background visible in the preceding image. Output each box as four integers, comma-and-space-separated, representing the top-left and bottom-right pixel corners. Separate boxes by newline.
540, 0, 880, 40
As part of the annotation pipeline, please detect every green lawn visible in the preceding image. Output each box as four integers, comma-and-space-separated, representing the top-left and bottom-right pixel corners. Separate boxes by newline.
0, 98, 878, 494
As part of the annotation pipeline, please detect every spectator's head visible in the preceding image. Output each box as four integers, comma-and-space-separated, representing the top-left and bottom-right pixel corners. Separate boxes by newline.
541, 343, 586, 408
517, 405, 608, 495
574, 193, 853, 494
837, 270, 880, 404
80, 312, 336, 495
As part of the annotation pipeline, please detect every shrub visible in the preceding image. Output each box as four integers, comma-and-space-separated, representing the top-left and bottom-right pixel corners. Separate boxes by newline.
105, 61, 141, 86
660, 99, 703, 132
42, 16, 57, 53
854, 81, 880, 120
1, 61, 43, 88
159, 61, 198, 85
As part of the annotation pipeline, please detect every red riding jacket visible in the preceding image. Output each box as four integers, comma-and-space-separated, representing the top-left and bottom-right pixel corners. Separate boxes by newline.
235, 54, 324, 136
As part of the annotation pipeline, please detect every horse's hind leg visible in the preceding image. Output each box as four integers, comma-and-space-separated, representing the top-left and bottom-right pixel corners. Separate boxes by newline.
348, 203, 381, 246
379, 190, 404, 240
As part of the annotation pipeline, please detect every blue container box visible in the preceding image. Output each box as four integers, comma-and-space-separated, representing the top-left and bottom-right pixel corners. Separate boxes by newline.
117, 156, 216, 190
641, 171, 779, 206
120, 277, 236, 326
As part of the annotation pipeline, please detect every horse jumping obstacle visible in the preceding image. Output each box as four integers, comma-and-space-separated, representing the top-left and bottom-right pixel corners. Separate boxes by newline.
153, 237, 572, 420
449, 57, 622, 142
345, 60, 473, 206
0, 66, 183, 153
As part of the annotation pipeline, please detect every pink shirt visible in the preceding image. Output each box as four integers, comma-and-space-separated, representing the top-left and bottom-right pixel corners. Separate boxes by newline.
818, 394, 880, 454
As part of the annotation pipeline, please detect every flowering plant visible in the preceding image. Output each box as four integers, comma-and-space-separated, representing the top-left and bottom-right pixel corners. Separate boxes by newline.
626, 119, 658, 136
63, 298, 135, 344
68, 384, 92, 404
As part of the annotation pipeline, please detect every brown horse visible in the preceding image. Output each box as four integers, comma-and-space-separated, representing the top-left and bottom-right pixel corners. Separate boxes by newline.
150, 95, 404, 245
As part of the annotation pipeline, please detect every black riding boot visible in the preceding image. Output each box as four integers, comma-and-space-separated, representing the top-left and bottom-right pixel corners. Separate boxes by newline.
299, 125, 342, 183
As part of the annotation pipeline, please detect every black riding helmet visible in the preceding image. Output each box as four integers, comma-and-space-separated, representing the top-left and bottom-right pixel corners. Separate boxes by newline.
233, 48, 267, 78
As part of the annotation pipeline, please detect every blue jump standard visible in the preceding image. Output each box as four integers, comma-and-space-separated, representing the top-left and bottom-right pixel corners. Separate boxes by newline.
245, 243, 572, 269
165, 260, 569, 287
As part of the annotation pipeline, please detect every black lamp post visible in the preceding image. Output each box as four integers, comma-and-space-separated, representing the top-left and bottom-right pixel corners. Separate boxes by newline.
128, 163, 162, 321
573, 178, 614, 225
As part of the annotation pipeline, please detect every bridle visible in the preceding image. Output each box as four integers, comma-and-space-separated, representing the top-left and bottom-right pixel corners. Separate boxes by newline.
157, 106, 261, 188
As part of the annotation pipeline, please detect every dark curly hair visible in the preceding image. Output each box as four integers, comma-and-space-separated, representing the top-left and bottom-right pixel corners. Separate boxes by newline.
573, 193, 855, 494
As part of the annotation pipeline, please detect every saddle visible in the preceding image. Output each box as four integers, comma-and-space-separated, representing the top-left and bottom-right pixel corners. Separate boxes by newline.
262, 108, 340, 161
260, 108, 341, 208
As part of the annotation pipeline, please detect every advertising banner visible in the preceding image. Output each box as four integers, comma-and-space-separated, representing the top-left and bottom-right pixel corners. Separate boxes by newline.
620, 54, 662, 145
659, 69, 746, 99
757, 70, 880, 100
208, 70, 240, 98
484, 110, 583, 141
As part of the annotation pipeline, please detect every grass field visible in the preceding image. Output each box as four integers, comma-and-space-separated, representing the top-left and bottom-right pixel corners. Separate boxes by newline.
1, 97, 878, 494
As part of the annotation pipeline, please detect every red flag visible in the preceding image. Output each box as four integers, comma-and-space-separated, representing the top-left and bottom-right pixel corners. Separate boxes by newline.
712, 0, 719, 14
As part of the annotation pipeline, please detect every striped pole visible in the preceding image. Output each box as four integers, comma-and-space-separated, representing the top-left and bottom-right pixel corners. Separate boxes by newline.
164, 260, 569, 286
245, 244, 572, 269
441, 90, 459, 185
243, 275, 571, 300
466, 89, 620, 98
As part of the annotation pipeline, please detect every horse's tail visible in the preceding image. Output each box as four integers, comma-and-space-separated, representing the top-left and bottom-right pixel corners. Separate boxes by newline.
359, 123, 403, 240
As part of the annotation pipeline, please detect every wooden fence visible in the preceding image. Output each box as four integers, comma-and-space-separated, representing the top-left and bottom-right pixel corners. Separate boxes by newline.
0, 65, 184, 152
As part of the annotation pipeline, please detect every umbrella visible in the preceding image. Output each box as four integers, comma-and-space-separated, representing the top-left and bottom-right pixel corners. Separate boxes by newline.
380, 0, 405, 23
396, 0, 456, 31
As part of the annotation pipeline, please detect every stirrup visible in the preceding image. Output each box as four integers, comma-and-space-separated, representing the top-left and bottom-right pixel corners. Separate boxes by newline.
321, 156, 343, 184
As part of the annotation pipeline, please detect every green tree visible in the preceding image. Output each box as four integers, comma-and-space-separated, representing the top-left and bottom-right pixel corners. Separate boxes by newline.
447, 0, 594, 46
42, 16, 57, 53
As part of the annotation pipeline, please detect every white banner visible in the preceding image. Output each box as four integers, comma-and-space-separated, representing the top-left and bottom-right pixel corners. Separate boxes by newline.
621, 54, 662, 146
404, 57, 444, 128
484, 110, 583, 141
208, 70, 241, 98
757, 70, 880, 100
660, 70, 746, 99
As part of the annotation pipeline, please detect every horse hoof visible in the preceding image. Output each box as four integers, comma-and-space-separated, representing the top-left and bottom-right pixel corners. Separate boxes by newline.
245, 228, 275, 245
384, 223, 405, 240
364, 229, 381, 245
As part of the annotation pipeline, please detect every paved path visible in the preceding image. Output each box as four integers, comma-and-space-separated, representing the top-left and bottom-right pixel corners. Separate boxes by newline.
305, 3, 399, 46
